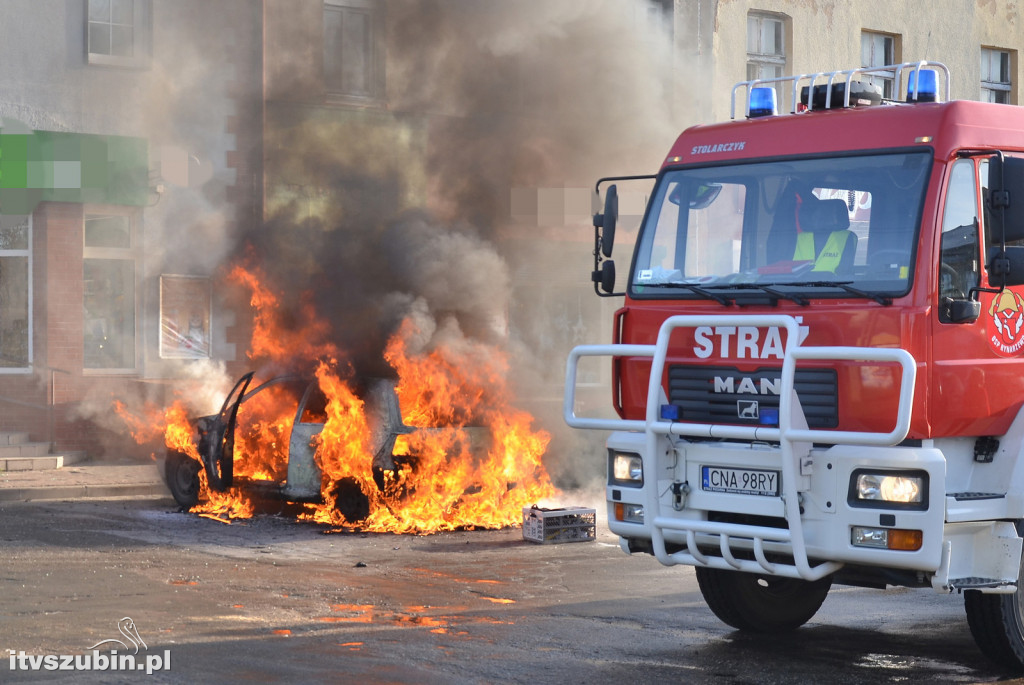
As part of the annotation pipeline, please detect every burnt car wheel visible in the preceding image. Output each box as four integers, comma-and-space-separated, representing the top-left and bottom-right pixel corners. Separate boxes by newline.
331, 477, 370, 524
164, 451, 201, 508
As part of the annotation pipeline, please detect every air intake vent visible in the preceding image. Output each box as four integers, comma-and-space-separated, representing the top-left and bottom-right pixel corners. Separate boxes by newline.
667, 365, 838, 428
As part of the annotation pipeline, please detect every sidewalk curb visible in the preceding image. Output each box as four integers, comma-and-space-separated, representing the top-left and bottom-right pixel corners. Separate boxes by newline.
0, 483, 171, 503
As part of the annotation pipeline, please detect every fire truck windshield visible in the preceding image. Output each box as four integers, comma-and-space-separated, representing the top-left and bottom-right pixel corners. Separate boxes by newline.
631, 150, 932, 301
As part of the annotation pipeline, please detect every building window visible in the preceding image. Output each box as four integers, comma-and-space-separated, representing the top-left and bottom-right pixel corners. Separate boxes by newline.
87, 0, 152, 68
159, 275, 211, 360
0, 215, 31, 371
746, 13, 786, 82
747, 12, 787, 108
861, 31, 898, 99
324, 0, 384, 102
633, 0, 673, 46
83, 211, 138, 371
982, 48, 1012, 104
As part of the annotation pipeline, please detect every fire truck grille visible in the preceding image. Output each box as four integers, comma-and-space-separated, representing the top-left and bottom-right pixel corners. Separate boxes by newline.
667, 365, 838, 428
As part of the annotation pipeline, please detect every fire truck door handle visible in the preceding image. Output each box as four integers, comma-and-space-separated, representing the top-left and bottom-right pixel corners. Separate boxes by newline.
612, 308, 626, 416
613, 308, 626, 345
612, 356, 623, 416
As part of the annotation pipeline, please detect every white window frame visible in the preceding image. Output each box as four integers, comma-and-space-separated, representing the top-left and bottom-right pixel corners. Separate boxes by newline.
83, 208, 141, 374
87, 0, 152, 69
158, 275, 212, 361
0, 215, 32, 374
861, 31, 897, 99
981, 47, 1013, 104
746, 12, 787, 105
632, 0, 672, 47
746, 13, 786, 77
323, 0, 385, 104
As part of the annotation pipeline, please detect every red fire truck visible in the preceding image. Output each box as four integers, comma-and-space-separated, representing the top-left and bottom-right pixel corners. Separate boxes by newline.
564, 61, 1024, 671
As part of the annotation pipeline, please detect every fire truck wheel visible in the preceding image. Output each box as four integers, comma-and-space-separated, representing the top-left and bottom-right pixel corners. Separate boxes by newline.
695, 567, 832, 632
164, 451, 201, 509
964, 554, 1024, 673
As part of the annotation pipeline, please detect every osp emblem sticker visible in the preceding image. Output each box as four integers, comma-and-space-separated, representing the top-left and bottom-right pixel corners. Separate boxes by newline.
988, 289, 1024, 356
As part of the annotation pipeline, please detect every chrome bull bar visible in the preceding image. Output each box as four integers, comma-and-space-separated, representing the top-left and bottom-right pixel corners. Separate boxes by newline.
564, 314, 917, 581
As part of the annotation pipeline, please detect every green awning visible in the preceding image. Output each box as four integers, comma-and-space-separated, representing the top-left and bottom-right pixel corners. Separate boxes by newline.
0, 128, 149, 213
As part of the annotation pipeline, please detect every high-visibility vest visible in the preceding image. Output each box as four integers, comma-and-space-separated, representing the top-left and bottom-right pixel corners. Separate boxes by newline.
794, 231, 850, 272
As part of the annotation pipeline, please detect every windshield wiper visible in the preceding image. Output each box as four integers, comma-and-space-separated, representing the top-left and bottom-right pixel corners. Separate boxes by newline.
642, 282, 734, 305
712, 283, 808, 306
802, 281, 893, 306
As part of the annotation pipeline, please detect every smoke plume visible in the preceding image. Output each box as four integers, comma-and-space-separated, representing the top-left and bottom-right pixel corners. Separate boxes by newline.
93, 1, 693, 483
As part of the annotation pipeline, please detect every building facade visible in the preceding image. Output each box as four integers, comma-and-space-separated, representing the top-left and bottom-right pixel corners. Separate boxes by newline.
0, 1, 261, 456
698, 0, 1021, 122
0, 0, 1020, 460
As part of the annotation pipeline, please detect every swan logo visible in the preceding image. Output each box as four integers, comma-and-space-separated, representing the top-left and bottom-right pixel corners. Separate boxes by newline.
8, 616, 171, 675
89, 616, 147, 654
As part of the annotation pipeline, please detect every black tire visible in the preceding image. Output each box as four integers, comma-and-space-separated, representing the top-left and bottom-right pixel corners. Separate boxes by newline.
164, 451, 202, 509
695, 566, 832, 632
964, 553, 1024, 673
331, 477, 370, 524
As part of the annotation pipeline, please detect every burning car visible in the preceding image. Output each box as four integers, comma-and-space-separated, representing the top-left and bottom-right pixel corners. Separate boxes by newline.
162, 371, 417, 524
142, 272, 556, 533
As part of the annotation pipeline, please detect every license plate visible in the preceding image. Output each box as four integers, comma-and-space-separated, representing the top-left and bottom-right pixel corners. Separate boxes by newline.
701, 466, 780, 497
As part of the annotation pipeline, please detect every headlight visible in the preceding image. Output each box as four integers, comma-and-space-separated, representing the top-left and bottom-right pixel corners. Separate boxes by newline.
849, 470, 927, 509
610, 451, 643, 486
856, 474, 922, 503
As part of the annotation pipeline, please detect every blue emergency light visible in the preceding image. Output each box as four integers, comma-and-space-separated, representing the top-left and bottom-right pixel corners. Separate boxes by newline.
906, 69, 938, 102
660, 404, 680, 421
759, 407, 779, 426
749, 87, 778, 118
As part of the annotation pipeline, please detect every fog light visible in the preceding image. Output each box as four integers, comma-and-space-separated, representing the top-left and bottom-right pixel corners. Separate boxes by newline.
851, 526, 922, 551
611, 452, 643, 486
851, 526, 888, 549
614, 502, 644, 523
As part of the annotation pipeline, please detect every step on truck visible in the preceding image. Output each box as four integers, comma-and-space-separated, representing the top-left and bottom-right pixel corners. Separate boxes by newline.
563, 61, 1024, 672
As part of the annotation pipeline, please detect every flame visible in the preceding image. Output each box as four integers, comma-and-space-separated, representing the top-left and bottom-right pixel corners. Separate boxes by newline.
119, 262, 557, 533
227, 264, 337, 363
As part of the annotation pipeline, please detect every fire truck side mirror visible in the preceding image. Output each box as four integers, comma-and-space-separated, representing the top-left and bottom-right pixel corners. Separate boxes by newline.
988, 246, 1024, 288
988, 155, 1024, 243
599, 260, 616, 293
594, 184, 618, 258
947, 298, 981, 324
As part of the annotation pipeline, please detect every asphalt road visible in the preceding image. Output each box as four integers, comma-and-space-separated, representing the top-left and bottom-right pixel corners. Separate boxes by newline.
0, 495, 1021, 684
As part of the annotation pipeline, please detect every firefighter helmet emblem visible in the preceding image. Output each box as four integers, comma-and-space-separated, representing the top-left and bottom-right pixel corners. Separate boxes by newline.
988, 289, 1024, 356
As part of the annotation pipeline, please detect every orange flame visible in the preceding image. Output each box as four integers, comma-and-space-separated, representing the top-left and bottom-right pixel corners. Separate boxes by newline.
119, 261, 557, 533
228, 264, 338, 363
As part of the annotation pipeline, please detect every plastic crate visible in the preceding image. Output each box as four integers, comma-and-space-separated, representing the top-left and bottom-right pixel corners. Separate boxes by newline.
522, 506, 596, 544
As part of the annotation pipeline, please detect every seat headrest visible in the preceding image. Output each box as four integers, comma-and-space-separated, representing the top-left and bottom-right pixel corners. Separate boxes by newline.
801, 198, 850, 233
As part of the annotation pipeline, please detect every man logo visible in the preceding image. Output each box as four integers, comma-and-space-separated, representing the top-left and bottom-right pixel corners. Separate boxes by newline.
737, 400, 759, 420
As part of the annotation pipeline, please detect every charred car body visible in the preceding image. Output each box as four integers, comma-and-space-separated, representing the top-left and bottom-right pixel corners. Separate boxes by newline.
162, 372, 414, 522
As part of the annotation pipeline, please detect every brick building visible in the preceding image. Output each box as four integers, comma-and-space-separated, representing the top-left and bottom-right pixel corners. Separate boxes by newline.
0, 1, 262, 459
